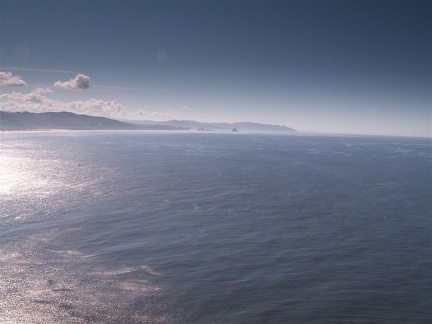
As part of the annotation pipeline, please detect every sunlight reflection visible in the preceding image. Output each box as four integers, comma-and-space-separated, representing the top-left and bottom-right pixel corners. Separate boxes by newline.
0, 155, 48, 196
0, 150, 89, 200
0, 156, 22, 195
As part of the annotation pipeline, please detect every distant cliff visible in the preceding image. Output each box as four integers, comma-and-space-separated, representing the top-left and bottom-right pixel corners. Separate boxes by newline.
127, 119, 296, 132
0, 111, 187, 131
0, 111, 296, 132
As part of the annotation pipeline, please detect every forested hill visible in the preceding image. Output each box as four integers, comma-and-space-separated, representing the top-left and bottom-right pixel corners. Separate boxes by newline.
0, 111, 185, 131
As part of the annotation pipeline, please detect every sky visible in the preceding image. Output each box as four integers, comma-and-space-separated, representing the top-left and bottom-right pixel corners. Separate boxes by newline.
0, 0, 430, 137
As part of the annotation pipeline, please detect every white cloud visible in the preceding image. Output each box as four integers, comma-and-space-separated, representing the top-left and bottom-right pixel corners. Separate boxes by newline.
54, 74, 91, 90
0, 88, 125, 117
68, 99, 126, 116
0, 71, 27, 87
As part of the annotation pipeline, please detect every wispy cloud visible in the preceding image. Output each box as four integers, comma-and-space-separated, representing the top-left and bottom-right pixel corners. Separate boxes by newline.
94, 85, 176, 93
137, 109, 179, 119
1, 67, 176, 93
0, 71, 27, 87
1, 87, 125, 117
54, 74, 91, 90
1, 66, 81, 74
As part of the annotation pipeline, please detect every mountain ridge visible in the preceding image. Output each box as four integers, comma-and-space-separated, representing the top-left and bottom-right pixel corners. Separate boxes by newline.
0, 111, 296, 132
123, 119, 296, 132
0, 111, 186, 131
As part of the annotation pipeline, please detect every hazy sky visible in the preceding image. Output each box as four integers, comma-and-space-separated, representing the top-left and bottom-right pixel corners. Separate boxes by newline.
0, 0, 430, 136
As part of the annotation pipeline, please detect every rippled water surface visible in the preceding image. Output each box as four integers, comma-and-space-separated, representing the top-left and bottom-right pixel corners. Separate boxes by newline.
0, 131, 431, 323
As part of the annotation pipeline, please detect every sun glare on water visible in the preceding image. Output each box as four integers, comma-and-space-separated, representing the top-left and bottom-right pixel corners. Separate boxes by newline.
0, 155, 47, 196
0, 156, 22, 195
0, 149, 90, 201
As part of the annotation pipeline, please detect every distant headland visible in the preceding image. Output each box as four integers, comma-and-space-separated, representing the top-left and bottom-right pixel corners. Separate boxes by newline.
0, 111, 187, 131
0, 111, 296, 133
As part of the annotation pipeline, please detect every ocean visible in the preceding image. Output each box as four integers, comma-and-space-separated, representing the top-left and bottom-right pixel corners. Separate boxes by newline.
0, 131, 431, 323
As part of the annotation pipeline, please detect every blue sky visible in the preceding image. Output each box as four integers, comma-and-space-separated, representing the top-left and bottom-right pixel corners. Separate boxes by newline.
0, 0, 430, 136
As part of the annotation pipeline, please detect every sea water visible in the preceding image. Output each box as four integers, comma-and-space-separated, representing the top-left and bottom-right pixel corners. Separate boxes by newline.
0, 131, 430, 323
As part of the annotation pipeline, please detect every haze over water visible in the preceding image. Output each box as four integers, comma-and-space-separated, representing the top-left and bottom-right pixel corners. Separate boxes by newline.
1, 0, 430, 137
1, 131, 430, 323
